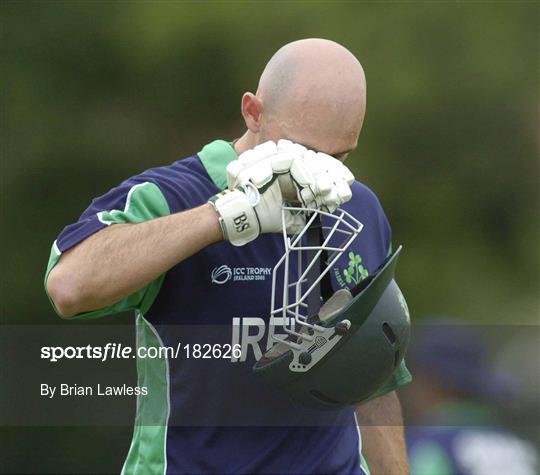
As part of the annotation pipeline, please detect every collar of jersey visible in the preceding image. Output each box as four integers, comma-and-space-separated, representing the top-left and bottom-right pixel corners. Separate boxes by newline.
198, 139, 238, 191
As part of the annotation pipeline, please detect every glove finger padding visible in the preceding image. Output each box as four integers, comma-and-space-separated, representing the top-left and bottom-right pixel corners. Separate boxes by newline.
274, 139, 307, 174
315, 174, 332, 195
226, 141, 277, 189
335, 179, 353, 203
249, 161, 274, 188
289, 150, 318, 187
276, 139, 307, 157
290, 151, 355, 211
227, 140, 303, 191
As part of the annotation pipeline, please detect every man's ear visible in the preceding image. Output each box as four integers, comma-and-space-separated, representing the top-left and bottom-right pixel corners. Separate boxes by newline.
241, 92, 263, 133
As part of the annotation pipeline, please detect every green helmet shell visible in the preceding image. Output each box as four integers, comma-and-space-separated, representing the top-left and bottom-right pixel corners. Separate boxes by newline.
253, 246, 410, 410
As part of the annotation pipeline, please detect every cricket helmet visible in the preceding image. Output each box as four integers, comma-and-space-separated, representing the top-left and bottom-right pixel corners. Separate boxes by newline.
253, 207, 411, 410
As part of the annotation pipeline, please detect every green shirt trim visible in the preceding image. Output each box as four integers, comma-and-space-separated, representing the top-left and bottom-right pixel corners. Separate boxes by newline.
368, 360, 413, 400
360, 453, 371, 475
121, 314, 170, 475
197, 139, 238, 191
44, 181, 171, 319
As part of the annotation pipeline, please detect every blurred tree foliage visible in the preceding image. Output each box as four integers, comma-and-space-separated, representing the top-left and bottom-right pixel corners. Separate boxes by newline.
1, 1, 538, 326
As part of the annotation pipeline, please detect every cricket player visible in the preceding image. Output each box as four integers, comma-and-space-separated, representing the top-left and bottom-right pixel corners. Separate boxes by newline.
45, 38, 411, 474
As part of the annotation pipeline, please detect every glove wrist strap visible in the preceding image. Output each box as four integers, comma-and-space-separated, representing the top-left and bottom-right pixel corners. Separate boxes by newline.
209, 190, 260, 246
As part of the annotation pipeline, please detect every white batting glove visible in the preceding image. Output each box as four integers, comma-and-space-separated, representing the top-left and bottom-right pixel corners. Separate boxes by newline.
290, 151, 355, 212
209, 140, 307, 246
226, 140, 306, 193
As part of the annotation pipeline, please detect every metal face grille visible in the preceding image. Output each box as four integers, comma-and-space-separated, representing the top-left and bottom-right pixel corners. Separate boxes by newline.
270, 206, 363, 353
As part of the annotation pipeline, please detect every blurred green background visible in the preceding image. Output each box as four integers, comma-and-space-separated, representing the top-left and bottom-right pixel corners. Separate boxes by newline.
1, 1, 538, 473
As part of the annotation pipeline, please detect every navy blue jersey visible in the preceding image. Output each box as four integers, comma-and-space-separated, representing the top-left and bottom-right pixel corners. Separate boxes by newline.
45, 140, 411, 475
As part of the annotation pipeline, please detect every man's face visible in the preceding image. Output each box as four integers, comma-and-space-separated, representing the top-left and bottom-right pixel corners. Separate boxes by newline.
283, 129, 359, 162
259, 105, 362, 162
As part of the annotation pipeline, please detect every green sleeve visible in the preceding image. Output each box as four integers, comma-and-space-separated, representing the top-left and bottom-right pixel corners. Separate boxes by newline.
44, 182, 171, 319
369, 359, 412, 400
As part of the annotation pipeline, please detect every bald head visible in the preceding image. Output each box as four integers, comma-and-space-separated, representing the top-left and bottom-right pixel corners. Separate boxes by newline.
256, 39, 366, 158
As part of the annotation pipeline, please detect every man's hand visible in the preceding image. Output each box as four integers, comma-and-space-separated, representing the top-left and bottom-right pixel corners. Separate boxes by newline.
210, 140, 355, 246
227, 140, 307, 193
290, 150, 354, 212
356, 391, 409, 475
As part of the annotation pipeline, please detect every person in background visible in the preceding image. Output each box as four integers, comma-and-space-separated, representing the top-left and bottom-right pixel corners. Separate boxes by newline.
404, 318, 538, 475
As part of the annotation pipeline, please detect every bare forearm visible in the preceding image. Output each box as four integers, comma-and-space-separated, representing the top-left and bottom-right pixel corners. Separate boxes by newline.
356, 391, 409, 475
47, 203, 222, 316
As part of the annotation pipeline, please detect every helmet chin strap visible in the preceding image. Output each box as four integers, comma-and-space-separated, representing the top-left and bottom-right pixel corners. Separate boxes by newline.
305, 215, 323, 321
305, 214, 334, 323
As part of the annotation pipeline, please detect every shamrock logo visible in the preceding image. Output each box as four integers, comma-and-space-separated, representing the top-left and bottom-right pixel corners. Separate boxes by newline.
342, 252, 369, 285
